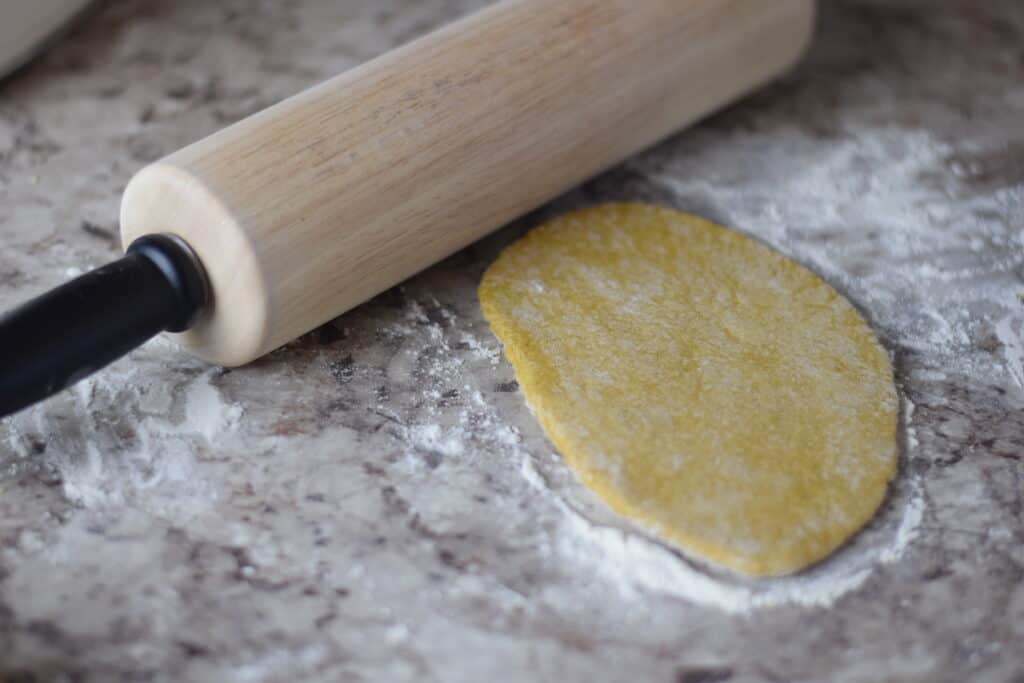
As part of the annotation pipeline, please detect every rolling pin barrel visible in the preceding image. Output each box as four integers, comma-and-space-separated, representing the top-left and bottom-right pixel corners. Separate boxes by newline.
121, 0, 815, 366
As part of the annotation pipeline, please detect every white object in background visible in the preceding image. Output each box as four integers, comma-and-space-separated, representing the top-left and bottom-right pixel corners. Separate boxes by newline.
0, 0, 94, 79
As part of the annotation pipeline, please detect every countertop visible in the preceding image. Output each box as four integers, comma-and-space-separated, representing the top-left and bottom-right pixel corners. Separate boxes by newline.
1, 1, 1022, 681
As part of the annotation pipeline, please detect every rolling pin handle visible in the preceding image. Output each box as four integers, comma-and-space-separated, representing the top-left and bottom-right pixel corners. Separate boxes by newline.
0, 234, 209, 418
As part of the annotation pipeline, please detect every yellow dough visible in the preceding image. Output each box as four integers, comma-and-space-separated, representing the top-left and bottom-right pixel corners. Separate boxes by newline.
479, 204, 898, 576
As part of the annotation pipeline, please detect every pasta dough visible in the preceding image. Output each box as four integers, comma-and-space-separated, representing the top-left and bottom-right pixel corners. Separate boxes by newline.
479, 204, 898, 576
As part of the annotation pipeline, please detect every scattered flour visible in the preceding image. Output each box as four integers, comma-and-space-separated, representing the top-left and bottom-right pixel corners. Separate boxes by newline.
518, 434, 925, 614
460, 333, 500, 366
183, 370, 244, 442
385, 124, 1017, 612
8, 115, 1015, 615
390, 296, 523, 470
6, 364, 242, 518
391, 296, 929, 614
405, 423, 466, 458
994, 315, 1024, 390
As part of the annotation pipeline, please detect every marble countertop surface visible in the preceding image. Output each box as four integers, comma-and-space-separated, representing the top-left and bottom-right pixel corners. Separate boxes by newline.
1, 1, 1022, 681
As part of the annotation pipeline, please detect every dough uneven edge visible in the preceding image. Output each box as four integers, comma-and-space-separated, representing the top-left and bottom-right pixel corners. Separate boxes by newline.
480, 203, 899, 577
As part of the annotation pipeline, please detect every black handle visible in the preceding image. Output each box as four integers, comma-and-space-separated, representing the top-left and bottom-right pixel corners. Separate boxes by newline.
0, 234, 209, 417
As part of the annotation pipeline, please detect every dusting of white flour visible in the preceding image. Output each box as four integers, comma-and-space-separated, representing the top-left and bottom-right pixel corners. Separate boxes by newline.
1, 124, 1015, 617
376, 122, 1024, 613
7, 362, 242, 517
386, 293, 930, 614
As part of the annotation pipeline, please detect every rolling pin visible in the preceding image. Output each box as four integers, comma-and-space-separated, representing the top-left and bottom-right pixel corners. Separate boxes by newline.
0, 0, 815, 417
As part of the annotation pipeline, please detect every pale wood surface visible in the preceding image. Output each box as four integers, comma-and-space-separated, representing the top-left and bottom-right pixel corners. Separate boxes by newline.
119, 0, 811, 366
121, 0, 814, 366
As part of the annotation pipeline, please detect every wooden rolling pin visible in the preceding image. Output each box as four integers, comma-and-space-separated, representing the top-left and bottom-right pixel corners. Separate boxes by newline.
0, 0, 814, 416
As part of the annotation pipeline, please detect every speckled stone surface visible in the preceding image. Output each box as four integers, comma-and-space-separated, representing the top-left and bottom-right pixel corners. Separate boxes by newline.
0, 1, 1022, 681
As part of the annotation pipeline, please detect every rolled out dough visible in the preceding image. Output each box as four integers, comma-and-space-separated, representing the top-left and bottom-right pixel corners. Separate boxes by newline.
479, 204, 898, 576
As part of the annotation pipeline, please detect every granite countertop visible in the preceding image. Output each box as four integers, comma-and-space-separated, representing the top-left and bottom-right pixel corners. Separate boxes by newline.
1, 1, 1022, 681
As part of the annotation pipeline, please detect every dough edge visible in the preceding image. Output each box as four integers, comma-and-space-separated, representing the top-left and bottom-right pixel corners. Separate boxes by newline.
480, 203, 899, 577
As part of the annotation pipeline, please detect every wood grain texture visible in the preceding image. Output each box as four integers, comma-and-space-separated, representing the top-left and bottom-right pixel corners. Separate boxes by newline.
120, 0, 815, 366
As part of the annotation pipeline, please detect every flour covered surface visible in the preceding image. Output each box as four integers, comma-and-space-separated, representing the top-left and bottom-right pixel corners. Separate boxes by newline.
479, 203, 899, 576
